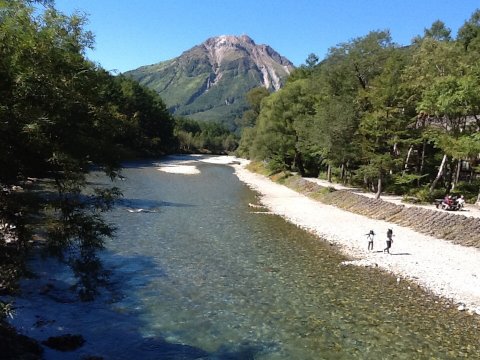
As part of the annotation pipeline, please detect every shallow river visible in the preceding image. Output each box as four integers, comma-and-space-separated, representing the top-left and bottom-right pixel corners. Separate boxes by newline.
8, 156, 480, 359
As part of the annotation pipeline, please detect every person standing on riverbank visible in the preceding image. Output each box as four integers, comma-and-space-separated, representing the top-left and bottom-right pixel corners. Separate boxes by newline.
384, 228, 393, 253
366, 230, 375, 250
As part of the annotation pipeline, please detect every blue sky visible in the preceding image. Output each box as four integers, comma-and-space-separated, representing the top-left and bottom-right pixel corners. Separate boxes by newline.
54, 0, 479, 73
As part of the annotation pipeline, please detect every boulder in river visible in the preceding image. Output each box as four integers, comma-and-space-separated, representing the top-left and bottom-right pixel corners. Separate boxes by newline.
42, 333, 85, 351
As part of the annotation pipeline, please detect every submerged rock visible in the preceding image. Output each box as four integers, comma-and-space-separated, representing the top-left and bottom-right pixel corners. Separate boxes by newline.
340, 259, 378, 268
0, 321, 43, 360
42, 333, 85, 351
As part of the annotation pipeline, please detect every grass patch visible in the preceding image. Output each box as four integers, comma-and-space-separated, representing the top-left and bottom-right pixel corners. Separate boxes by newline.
245, 161, 270, 176
270, 171, 294, 184
282, 176, 336, 201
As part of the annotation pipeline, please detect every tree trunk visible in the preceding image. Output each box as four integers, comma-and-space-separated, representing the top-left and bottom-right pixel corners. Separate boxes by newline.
417, 141, 427, 187
327, 164, 332, 182
419, 140, 426, 174
445, 157, 453, 193
393, 142, 400, 156
429, 154, 447, 193
294, 151, 305, 176
455, 159, 463, 184
375, 175, 382, 199
454, 159, 461, 187
403, 145, 413, 174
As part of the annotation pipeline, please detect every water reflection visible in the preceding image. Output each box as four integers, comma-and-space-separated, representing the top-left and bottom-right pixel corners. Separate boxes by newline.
117, 198, 194, 211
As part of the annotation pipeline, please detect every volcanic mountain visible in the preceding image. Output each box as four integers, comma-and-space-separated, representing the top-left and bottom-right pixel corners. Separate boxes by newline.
124, 35, 294, 127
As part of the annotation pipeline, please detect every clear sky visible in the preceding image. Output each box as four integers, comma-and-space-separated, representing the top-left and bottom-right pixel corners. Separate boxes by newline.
53, 0, 479, 73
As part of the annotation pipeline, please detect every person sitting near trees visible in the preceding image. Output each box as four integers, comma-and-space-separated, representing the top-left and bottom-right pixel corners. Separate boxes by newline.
442, 195, 452, 208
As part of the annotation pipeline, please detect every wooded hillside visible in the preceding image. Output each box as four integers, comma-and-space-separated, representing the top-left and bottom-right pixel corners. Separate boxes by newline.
237, 14, 480, 203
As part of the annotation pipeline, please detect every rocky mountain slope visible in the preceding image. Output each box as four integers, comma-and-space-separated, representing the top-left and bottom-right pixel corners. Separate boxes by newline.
124, 35, 294, 127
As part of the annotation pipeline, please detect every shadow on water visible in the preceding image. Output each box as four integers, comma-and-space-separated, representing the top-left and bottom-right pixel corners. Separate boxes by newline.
8, 248, 276, 360
117, 197, 194, 210
119, 154, 216, 169
120, 159, 163, 169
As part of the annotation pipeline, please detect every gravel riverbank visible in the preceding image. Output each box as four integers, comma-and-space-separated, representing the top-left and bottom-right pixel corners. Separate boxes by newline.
231, 160, 480, 315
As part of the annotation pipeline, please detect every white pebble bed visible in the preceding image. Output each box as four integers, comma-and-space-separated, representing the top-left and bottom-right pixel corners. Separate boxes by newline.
156, 154, 480, 315
232, 160, 480, 315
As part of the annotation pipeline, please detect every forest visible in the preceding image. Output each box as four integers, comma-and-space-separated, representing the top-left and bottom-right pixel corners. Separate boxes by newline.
237, 11, 480, 204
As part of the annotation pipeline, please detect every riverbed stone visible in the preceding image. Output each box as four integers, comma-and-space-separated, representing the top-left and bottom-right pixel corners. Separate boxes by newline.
42, 334, 85, 351
0, 321, 43, 360
290, 178, 480, 249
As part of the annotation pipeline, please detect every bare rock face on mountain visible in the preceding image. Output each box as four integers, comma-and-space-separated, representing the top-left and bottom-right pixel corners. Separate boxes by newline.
124, 35, 294, 127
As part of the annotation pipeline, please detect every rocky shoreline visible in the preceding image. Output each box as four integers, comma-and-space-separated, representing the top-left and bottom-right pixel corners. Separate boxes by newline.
232, 160, 480, 315
289, 177, 480, 249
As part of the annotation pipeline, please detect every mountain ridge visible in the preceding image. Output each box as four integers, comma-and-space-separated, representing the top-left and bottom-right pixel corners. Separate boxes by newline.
124, 34, 294, 127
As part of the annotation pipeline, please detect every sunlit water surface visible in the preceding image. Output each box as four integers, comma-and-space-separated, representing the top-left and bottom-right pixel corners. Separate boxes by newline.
7, 156, 480, 359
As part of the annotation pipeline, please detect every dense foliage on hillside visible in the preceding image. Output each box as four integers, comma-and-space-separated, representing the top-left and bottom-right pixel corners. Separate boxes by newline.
238, 13, 480, 202
175, 117, 238, 154
0, 0, 176, 308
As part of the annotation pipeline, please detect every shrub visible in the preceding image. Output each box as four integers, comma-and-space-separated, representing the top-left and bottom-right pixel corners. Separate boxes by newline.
454, 181, 480, 202
410, 187, 446, 203
0, 301, 14, 320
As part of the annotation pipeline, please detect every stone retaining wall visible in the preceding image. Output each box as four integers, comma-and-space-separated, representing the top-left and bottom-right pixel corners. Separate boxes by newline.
289, 178, 480, 249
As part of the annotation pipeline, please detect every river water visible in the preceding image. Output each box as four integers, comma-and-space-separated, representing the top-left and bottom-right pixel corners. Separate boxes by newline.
7, 156, 480, 359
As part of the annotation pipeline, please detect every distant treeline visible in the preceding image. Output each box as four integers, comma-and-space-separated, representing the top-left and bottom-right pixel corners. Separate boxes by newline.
236, 11, 480, 203
175, 117, 237, 154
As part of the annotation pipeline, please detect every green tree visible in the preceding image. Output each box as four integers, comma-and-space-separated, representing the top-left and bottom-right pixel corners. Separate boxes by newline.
357, 51, 413, 198
175, 117, 237, 154
309, 31, 396, 183
114, 76, 176, 156
251, 80, 315, 174
402, 31, 467, 192
236, 87, 270, 157
457, 9, 480, 51
328, 30, 394, 91
303, 49, 361, 181
424, 20, 452, 41
305, 53, 319, 68
239, 11, 480, 201
418, 72, 480, 192
235, 86, 270, 129
0, 1, 151, 299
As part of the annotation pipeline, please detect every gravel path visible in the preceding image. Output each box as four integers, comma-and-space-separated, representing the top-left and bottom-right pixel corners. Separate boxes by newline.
232, 162, 480, 315
306, 177, 480, 218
